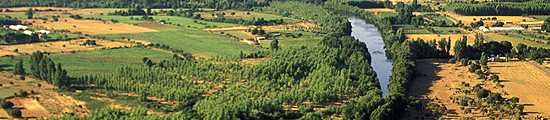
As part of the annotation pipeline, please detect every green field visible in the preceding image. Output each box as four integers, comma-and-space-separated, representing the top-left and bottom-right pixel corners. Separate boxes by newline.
430, 27, 463, 34
260, 32, 321, 48
84, 15, 238, 29
0, 48, 173, 76
100, 28, 255, 57
398, 25, 432, 34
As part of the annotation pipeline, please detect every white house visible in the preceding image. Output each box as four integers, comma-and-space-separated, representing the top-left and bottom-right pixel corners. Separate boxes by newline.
479, 26, 490, 32
8, 25, 28, 31
22, 30, 33, 35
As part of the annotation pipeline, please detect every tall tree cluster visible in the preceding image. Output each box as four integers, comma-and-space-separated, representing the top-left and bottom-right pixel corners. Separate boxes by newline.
30, 52, 69, 87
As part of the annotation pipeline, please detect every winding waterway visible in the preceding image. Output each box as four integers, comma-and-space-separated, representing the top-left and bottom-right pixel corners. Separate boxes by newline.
349, 17, 393, 96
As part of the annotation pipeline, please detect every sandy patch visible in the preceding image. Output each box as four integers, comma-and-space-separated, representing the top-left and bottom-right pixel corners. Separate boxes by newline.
0, 39, 133, 56
25, 18, 157, 35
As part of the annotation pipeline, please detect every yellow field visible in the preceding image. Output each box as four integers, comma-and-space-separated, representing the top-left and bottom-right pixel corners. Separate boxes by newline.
0, 108, 9, 119
488, 62, 550, 118
365, 8, 396, 13
406, 34, 475, 52
25, 18, 157, 35
0, 39, 134, 57
445, 12, 539, 25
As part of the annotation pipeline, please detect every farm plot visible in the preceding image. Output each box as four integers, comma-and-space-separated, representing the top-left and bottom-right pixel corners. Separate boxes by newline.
0, 39, 133, 57
445, 12, 539, 25
488, 62, 550, 118
25, 18, 157, 35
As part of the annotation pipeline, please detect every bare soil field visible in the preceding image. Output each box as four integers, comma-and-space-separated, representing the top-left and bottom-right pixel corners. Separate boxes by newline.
445, 12, 539, 25
0, 39, 133, 57
25, 18, 157, 35
488, 62, 550, 118
409, 59, 484, 119
0, 72, 88, 118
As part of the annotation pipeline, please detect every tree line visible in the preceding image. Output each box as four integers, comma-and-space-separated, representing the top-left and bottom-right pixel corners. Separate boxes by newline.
449, 2, 550, 16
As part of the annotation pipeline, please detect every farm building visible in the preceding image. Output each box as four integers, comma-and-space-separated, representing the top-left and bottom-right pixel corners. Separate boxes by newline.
8, 25, 28, 30
488, 26, 525, 32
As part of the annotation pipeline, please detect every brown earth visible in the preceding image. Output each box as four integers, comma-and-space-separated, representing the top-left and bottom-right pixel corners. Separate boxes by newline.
409, 59, 484, 119
0, 39, 133, 57
25, 18, 157, 35
0, 72, 88, 119
410, 60, 550, 119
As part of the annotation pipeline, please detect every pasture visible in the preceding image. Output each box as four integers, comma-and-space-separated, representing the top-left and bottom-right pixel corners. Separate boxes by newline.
0, 48, 173, 76
100, 28, 255, 57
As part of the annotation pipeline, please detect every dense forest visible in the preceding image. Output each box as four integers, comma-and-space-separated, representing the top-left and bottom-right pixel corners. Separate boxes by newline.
0, 0, 450, 119
448, 2, 550, 15
0, 0, 272, 10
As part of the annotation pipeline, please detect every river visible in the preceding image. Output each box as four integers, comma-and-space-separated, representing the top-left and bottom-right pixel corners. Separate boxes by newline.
349, 17, 393, 96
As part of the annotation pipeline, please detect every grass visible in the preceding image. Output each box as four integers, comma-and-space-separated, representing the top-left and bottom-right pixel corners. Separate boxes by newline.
84, 15, 238, 29
260, 32, 321, 48
530, 15, 550, 20
99, 28, 256, 57
0, 48, 173, 76
430, 27, 463, 34
398, 25, 432, 34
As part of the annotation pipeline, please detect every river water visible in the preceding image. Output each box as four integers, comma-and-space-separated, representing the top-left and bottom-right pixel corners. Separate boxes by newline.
349, 17, 393, 96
